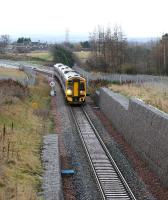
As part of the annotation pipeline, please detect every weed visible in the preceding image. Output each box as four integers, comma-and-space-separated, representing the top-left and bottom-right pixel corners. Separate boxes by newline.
108, 83, 168, 113
0, 73, 51, 199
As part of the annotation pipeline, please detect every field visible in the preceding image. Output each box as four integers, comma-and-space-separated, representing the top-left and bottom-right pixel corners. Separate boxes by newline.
0, 71, 52, 199
0, 50, 53, 65
26, 51, 53, 62
74, 51, 91, 63
0, 67, 27, 79
108, 82, 168, 113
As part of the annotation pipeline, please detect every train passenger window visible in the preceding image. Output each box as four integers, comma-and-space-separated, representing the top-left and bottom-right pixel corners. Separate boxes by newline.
64, 71, 70, 74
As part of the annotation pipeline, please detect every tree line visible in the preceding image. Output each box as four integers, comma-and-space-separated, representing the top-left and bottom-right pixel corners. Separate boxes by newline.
88, 26, 168, 75
0, 35, 10, 53
1, 31, 168, 75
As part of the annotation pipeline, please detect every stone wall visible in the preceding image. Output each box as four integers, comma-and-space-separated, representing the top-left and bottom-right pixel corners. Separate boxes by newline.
98, 87, 168, 186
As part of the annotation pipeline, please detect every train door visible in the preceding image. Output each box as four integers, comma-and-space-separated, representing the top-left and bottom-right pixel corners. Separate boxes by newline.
73, 80, 79, 97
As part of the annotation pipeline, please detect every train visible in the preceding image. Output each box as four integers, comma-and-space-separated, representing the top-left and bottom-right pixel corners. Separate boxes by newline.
54, 63, 86, 104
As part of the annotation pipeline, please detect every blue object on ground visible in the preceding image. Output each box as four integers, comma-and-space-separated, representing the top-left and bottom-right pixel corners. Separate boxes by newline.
61, 169, 75, 176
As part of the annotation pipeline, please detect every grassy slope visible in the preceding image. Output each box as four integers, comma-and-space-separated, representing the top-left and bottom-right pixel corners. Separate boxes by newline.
0, 51, 53, 65
108, 83, 168, 113
73, 51, 91, 63
0, 68, 26, 79
0, 73, 52, 199
26, 51, 53, 62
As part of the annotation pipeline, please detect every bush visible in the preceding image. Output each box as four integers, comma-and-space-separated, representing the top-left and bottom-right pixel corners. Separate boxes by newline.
0, 79, 29, 105
120, 64, 138, 74
51, 44, 75, 67
86, 55, 108, 72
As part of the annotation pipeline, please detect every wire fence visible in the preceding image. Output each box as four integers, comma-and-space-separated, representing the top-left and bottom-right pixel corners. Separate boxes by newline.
0, 60, 39, 86
73, 66, 168, 87
20, 65, 36, 86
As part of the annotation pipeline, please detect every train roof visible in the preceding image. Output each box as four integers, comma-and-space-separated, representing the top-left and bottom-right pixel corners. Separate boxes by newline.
54, 63, 84, 80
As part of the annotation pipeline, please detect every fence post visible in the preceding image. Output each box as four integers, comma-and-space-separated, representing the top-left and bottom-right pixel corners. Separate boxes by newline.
12, 122, 14, 132
3, 124, 6, 141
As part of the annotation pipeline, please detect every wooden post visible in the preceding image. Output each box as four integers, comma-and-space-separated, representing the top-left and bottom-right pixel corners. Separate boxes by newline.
12, 122, 14, 132
3, 124, 6, 141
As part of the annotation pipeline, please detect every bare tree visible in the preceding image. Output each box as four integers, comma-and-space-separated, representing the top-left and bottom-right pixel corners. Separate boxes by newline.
89, 25, 127, 72
151, 34, 168, 75
0, 35, 10, 53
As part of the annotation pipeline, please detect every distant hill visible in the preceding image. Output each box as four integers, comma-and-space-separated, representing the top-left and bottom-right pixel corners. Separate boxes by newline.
128, 37, 159, 43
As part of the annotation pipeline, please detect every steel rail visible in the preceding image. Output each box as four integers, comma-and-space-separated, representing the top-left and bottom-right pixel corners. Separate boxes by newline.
70, 106, 136, 200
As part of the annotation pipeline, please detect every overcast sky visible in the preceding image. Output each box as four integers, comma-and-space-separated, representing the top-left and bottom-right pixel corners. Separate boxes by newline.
0, 0, 168, 40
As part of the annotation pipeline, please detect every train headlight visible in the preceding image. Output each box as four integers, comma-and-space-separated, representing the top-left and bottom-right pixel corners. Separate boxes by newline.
80, 90, 85, 95
67, 89, 72, 96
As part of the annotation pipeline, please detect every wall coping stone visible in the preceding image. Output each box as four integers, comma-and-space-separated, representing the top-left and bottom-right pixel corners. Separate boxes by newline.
130, 97, 168, 119
101, 87, 129, 110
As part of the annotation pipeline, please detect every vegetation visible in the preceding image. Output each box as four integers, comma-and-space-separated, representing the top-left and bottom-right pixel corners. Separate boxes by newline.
108, 83, 168, 113
80, 41, 90, 49
88, 26, 168, 75
73, 51, 91, 64
51, 44, 75, 67
27, 51, 53, 62
0, 51, 53, 65
0, 35, 10, 53
88, 79, 119, 95
89, 78, 168, 113
89, 25, 126, 73
0, 67, 27, 79
0, 72, 52, 199
17, 37, 31, 44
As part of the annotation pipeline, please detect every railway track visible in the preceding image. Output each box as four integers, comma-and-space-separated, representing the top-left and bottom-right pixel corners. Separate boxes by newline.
70, 106, 136, 200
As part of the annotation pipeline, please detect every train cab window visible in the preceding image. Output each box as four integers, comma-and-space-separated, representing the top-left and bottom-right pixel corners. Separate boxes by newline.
67, 80, 73, 89
80, 82, 85, 90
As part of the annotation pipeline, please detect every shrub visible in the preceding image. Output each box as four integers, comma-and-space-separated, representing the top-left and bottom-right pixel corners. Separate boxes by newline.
120, 64, 138, 74
51, 44, 75, 67
0, 79, 29, 105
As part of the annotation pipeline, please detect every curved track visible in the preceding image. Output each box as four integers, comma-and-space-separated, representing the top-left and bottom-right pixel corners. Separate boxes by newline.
70, 106, 136, 200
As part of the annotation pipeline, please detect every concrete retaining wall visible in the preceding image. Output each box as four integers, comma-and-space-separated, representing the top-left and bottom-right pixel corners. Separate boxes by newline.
42, 134, 63, 200
98, 87, 168, 186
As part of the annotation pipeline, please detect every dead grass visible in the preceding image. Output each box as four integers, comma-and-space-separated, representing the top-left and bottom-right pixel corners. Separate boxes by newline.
0, 79, 29, 105
108, 83, 168, 113
0, 67, 26, 79
26, 51, 53, 62
74, 51, 91, 63
0, 51, 53, 65
0, 74, 51, 199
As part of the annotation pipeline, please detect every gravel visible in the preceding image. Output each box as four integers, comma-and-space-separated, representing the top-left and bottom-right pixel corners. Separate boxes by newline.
44, 76, 158, 200
83, 99, 156, 200
55, 81, 101, 200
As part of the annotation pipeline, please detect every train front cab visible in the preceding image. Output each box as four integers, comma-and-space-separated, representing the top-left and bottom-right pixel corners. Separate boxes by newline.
66, 78, 86, 104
